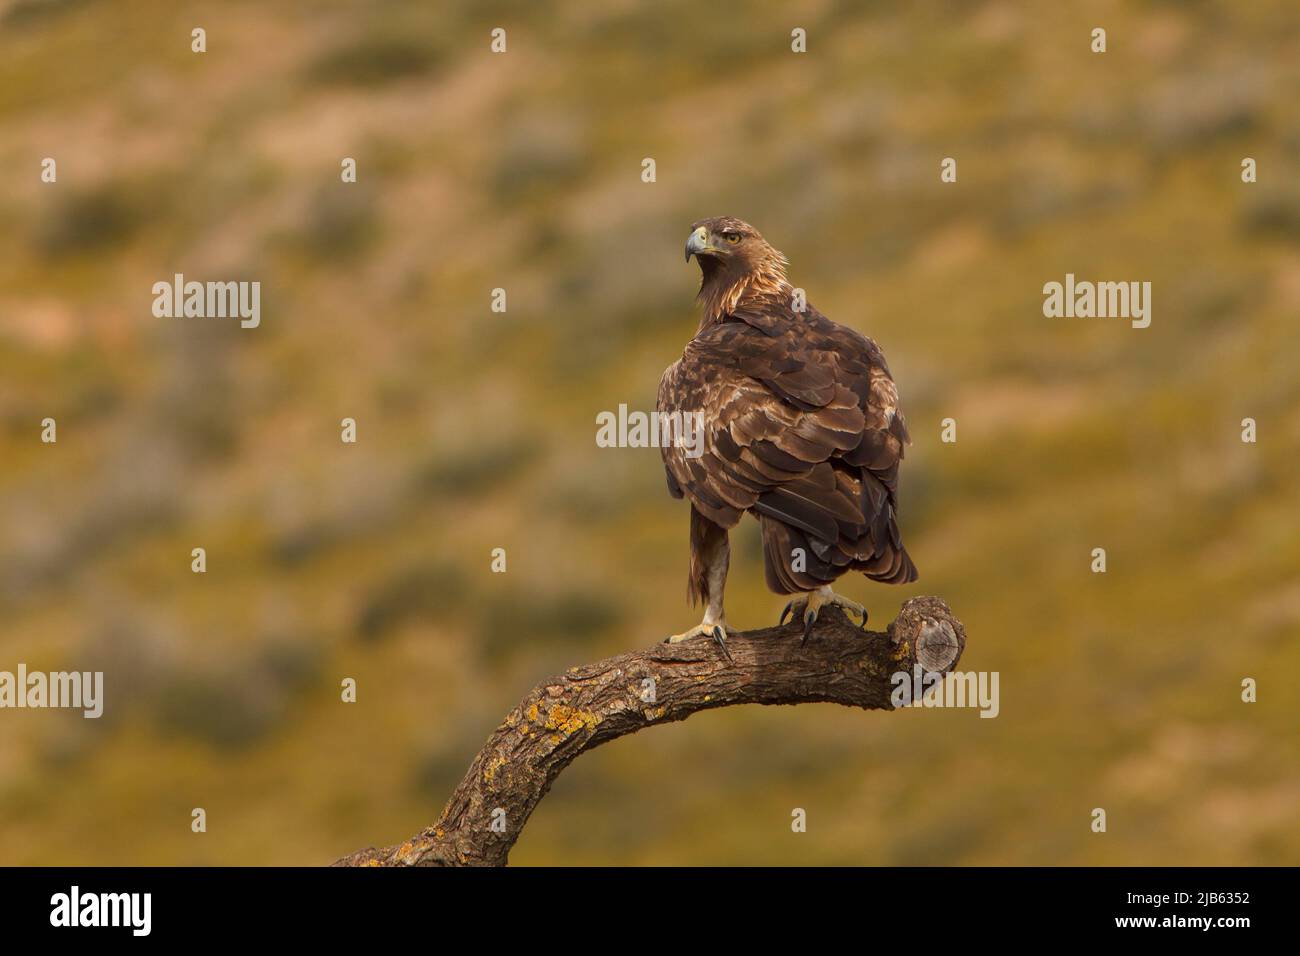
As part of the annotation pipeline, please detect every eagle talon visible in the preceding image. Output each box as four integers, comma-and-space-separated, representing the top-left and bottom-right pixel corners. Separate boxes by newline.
711, 626, 733, 663
782, 587, 869, 645
779, 601, 794, 627
665, 620, 732, 663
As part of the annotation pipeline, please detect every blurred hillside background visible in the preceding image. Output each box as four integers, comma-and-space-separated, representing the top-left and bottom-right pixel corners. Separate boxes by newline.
1, 0, 1298, 865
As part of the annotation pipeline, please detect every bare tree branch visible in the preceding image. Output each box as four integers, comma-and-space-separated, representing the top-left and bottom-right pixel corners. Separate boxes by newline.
334, 595, 966, 867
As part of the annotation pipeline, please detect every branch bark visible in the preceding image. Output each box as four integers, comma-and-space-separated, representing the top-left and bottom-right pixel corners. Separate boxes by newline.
334, 595, 966, 867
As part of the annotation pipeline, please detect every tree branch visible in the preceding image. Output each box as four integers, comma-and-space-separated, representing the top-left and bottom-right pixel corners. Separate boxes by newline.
334, 595, 966, 867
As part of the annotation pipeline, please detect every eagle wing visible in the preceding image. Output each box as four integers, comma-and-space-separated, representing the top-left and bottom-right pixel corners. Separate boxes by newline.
657, 305, 916, 589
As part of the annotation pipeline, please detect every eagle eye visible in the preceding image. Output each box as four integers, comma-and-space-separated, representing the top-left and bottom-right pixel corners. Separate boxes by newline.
723, 232, 742, 244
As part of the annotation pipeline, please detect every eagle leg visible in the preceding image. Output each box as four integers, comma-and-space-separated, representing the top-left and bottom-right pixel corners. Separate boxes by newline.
780, 586, 869, 644
665, 507, 733, 662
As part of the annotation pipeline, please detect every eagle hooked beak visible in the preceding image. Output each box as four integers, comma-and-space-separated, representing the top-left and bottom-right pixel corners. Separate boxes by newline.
685, 226, 712, 262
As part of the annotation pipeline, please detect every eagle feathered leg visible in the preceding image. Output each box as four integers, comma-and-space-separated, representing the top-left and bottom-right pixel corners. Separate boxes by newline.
780, 586, 868, 644
665, 508, 733, 662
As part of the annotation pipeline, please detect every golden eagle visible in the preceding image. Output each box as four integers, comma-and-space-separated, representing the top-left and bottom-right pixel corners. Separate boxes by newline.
658, 217, 917, 659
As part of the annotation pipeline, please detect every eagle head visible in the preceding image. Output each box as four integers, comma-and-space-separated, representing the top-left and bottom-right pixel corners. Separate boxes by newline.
684, 217, 784, 270
685, 217, 789, 321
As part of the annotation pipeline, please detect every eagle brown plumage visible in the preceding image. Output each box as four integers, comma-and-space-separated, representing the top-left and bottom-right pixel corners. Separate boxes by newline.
658, 216, 917, 656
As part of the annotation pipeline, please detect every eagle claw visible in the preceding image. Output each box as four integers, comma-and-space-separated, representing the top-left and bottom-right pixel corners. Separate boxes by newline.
801, 609, 816, 646
665, 620, 733, 664
779, 588, 869, 645
711, 626, 733, 663
779, 601, 795, 627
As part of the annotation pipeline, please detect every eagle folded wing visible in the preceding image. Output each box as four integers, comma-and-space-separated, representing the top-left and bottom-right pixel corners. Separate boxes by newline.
658, 310, 914, 588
